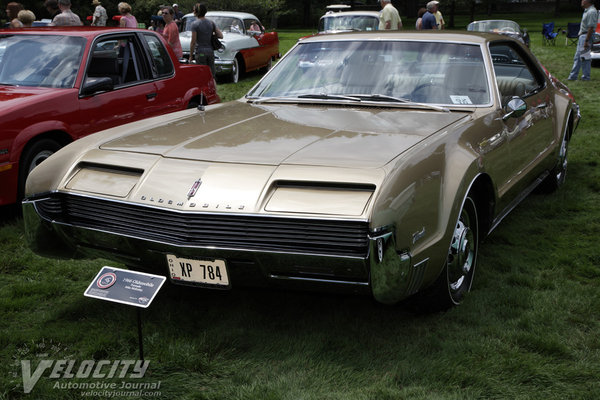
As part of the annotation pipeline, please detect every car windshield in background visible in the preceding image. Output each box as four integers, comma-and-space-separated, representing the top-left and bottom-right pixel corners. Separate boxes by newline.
467, 20, 520, 34
0, 34, 85, 88
248, 40, 490, 106
183, 16, 244, 33
319, 15, 379, 32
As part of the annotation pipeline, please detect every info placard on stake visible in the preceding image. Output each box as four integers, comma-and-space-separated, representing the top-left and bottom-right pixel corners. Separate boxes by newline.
84, 266, 166, 308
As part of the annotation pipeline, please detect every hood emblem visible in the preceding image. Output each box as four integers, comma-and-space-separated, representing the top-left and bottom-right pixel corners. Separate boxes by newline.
187, 179, 203, 200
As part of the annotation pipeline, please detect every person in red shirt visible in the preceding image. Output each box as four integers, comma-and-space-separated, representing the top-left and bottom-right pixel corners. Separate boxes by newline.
161, 6, 183, 60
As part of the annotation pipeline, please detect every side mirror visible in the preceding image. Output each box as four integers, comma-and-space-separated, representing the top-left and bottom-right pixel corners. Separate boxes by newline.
80, 77, 114, 97
502, 96, 527, 121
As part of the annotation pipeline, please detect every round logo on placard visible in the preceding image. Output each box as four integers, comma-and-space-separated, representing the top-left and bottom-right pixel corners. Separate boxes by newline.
138, 297, 150, 305
97, 272, 117, 289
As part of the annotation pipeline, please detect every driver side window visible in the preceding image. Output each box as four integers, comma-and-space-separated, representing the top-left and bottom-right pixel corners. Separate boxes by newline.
86, 36, 144, 87
490, 43, 542, 103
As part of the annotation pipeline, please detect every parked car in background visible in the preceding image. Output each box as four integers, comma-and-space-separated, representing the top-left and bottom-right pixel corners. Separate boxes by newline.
24, 32, 578, 311
467, 20, 530, 47
180, 11, 279, 83
318, 10, 380, 33
0, 27, 219, 206
590, 16, 600, 66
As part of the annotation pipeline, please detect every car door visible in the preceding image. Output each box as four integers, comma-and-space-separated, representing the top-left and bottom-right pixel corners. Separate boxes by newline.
242, 18, 271, 70
78, 33, 158, 135
138, 32, 184, 115
490, 41, 554, 199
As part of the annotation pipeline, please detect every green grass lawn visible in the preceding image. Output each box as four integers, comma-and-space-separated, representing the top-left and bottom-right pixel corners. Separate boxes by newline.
1, 21, 600, 400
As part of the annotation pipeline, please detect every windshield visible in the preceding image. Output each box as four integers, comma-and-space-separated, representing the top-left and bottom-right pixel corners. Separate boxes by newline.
467, 20, 520, 34
183, 15, 245, 34
319, 15, 379, 32
0, 34, 85, 88
248, 40, 490, 106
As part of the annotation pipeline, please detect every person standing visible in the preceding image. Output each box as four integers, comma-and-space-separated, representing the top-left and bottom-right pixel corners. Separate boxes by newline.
415, 7, 426, 30
378, 0, 402, 30
50, 0, 82, 26
172, 3, 184, 28
421, 1, 438, 30
91, 0, 107, 26
17, 9, 35, 26
161, 6, 183, 59
434, 1, 445, 30
44, 0, 60, 20
568, 0, 598, 81
188, 3, 222, 80
6, 2, 24, 28
118, 2, 137, 28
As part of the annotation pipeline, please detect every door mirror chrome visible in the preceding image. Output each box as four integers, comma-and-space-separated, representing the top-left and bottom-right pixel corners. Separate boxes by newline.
502, 96, 527, 121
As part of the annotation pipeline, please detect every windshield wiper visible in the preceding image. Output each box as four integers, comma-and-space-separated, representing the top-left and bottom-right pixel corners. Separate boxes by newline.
349, 94, 411, 103
246, 95, 303, 104
349, 94, 451, 112
297, 93, 362, 101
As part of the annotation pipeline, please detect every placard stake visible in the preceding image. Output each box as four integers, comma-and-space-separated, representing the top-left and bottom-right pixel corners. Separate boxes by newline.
137, 308, 144, 361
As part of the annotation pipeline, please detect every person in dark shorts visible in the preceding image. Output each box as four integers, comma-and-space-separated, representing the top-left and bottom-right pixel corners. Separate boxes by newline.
188, 3, 222, 81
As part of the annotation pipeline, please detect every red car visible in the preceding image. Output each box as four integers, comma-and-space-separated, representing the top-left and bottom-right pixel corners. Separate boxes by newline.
0, 27, 219, 206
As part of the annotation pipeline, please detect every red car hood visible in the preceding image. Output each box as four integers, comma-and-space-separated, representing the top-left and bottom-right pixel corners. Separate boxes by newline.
0, 85, 70, 111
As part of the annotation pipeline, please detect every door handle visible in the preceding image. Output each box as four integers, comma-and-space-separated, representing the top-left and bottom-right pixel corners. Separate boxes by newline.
146, 93, 157, 99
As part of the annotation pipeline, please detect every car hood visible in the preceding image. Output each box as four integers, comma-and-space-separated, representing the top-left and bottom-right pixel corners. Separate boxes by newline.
100, 101, 468, 169
0, 85, 64, 110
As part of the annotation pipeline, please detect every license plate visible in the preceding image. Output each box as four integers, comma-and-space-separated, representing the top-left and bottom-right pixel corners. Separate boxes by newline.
167, 254, 229, 286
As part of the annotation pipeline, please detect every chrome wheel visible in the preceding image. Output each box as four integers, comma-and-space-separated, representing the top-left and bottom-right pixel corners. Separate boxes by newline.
542, 121, 570, 192
447, 196, 478, 303
18, 138, 62, 200
27, 149, 55, 174
231, 57, 239, 83
554, 132, 568, 187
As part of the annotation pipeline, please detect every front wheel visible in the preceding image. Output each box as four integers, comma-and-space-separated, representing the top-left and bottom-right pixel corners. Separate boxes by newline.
260, 57, 272, 74
230, 56, 240, 83
18, 138, 62, 200
415, 195, 479, 312
541, 127, 569, 192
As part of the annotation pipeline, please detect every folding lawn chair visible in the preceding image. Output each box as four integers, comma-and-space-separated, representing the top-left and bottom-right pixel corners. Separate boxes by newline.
565, 22, 580, 46
542, 22, 559, 45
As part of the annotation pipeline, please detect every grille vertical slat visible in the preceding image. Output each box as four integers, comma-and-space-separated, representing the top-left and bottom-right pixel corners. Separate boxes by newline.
36, 194, 370, 257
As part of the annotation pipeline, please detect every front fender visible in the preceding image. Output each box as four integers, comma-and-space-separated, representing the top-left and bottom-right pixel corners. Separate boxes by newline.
11, 121, 73, 163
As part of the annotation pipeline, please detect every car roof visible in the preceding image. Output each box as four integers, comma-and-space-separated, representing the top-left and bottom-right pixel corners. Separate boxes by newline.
206, 11, 259, 20
321, 11, 380, 18
0, 27, 150, 39
299, 31, 496, 45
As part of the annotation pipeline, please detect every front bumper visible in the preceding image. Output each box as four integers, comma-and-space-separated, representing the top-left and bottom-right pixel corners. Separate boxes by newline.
23, 193, 423, 304
214, 59, 234, 76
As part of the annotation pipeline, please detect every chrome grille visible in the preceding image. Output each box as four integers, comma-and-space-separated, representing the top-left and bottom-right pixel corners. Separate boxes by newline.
35, 194, 370, 257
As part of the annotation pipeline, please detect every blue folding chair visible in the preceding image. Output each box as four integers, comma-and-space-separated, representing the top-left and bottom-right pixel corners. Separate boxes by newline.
542, 22, 559, 45
565, 22, 580, 46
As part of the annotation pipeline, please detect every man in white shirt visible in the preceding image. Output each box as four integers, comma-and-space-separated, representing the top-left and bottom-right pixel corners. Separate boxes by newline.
91, 0, 107, 26
379, 0, 402, 30
50, 0, 82, 26
568, 0, 598, 81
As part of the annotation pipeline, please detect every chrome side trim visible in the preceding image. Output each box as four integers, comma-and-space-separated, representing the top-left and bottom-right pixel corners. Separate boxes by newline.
489, 171, 548, 233
268, 274, 369, 286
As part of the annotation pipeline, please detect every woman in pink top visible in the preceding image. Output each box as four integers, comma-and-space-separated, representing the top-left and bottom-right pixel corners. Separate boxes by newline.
118, 2, 137, 28
161, 6, 183, 59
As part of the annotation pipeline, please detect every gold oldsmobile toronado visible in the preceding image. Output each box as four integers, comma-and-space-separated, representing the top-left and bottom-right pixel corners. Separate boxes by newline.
23, 32, 579, 310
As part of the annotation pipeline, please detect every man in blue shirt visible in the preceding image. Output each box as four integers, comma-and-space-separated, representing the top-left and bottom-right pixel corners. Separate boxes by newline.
421, 1, 438, 30
568, 0, 598, 81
